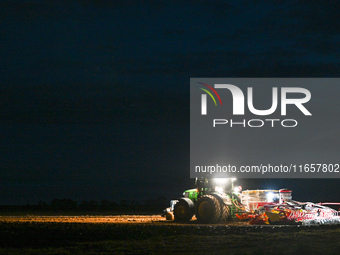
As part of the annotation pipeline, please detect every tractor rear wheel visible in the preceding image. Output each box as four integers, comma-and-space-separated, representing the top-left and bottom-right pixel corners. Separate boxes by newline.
174, 198, 194, 222
220, 204, 230, 223
196, 195, 222, 223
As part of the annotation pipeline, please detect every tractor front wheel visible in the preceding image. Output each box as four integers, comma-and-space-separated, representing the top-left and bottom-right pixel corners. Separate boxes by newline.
174, 198, 194, 222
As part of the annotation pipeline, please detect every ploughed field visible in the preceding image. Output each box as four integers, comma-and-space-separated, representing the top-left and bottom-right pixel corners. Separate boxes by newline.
0, 215, 340, 255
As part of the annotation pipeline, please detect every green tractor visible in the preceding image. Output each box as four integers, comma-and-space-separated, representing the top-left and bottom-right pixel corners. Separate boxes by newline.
167, 178, 244, 223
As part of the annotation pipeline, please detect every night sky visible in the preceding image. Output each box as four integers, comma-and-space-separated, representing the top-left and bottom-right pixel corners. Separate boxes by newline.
1, 1, 340, 205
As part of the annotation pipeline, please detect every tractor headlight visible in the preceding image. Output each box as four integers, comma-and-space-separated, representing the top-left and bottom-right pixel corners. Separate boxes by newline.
215, 186, 224, 193
266, 192, 275, 202
213, 178, 229, 185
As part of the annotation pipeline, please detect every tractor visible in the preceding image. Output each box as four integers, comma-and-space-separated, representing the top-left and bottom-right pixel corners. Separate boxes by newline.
166, 178, 244, 223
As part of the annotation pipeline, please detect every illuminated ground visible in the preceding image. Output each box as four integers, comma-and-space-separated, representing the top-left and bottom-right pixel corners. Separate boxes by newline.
0, 215, 167, 224
0, 215, 340, 254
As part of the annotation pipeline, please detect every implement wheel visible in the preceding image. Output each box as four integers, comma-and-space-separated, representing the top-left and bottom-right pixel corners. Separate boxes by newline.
174, 198, 194, 222
196, 195, 222, 223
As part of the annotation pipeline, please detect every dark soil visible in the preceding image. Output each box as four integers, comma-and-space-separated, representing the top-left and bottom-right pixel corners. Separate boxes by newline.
0, 215, 339, 254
